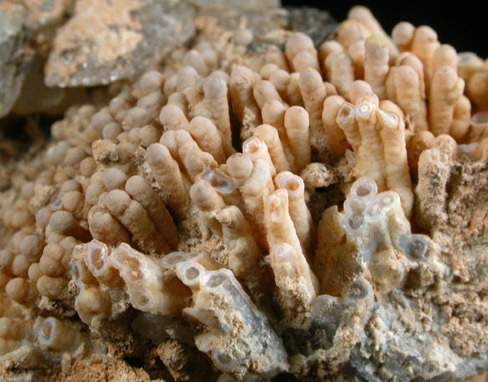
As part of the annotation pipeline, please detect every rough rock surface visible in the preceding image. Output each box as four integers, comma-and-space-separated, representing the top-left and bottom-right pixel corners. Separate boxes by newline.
44, 0, 195, 87
1, 1, 488, 382
0, 4, 34, 118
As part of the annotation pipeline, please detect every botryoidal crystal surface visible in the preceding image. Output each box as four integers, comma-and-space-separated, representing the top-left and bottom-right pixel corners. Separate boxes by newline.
1, 1, 488, 381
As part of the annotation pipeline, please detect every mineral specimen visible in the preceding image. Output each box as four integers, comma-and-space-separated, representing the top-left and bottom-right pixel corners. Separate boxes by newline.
1, 2, 488, 382
44, 0, 196, 87
0, 3, 34, 118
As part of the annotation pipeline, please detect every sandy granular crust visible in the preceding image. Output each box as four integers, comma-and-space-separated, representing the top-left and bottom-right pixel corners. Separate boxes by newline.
38, 355, 153, 382
45, 0, 144, 85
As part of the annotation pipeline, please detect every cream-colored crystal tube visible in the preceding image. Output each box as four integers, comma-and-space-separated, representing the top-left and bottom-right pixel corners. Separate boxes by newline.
336, 102, 361, 151
264, 190, 303, 257
348, 40, 365, 80
87, 206, 131, 246
379, 100, 404, 120
349, 80, 373, 105
190, 180, 226, 213
429, 66, 464, 136
162, 129, 218, 180
431, 44, 457, 76
293, 50, 320, 73
110, 243, 189, 316
336, 20, 370, 50
253, 80, 284, 109
322, 95, 350, 157
407, 130, 436, 171
34, 316, 86, 352
410, 26, 440, 90
190, 180, 226, 237
254, 124, 291, 173
319, 40, 343, 64
159, 104, 189, 131
6, 277, 38, 305
393, 65, 428, 131
275, 171, 314, 253
324, 52, 355, 96
242, 136, 276, 177
264, 190, 318, 326
287, 73, 304, 106
172, 255, 288, 380
213, 206, 263, 286
261, 100, 296, 170
299, 69, 327, 153
284, 106, 311, 172
450, 95, 471, 142
200, 167, 244, 210
0, 317, 31, 341
229, 65, 262, 141
48, 211, 90, 242
392, 22, 415, 51
396, 52, 425, 97
457, 52, 484, 83
167, 91, 188, 114
468, 71, 488, 109
239, 159, 275, 247
178, 140, 218, 181
226, 153, 253, 188
355, 97, 386, 190
105, 189, 170, 254
364, 35, 390, 100
83, 240, 121, 287
187, 117, 225, 164
260, 63, 279, 80
146, 143, 189, 220
269, 69, 290, 102
285, 33, 316, 71
202, 73, 234, 156
125, 175, 178, 249
176, 65, 201, 91
348, 6, 399, 58
261, 100, 287, 142
159, 129, 187, 165
378, 111, 413, 218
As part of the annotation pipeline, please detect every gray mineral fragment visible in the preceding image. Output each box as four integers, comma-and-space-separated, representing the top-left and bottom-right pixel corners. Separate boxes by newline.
286, 6, 338, 45
45, 0, 195, 87
20, 0, 72, 31
186, 0, 280, 10
0, 4, 34, 118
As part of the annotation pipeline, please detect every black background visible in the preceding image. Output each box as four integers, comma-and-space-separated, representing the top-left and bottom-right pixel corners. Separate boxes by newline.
282, 1, 488, 58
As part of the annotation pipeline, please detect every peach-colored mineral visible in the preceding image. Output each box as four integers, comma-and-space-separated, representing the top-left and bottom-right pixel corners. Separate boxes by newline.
1, 2, 488, 382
